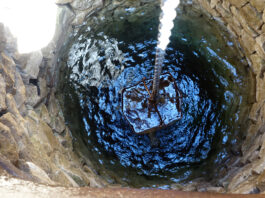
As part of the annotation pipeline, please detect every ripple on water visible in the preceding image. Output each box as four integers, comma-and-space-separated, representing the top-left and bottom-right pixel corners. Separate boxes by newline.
58, 9, 253, 187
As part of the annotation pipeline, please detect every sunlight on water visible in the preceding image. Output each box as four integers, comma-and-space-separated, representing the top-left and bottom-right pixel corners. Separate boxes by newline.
157, 0, 180, 50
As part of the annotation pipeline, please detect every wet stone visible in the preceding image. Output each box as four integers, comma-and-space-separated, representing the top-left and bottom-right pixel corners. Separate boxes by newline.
122, 74, 182, 134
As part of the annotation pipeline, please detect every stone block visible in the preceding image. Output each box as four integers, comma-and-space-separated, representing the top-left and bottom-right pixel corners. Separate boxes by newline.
0, 74, 7, 113
225, 15, 243, 35
5, 94, 28, 138
240, 30, 256, 55
50, 115, 66, 134
239, 3, 263, 31
0, 23, 6, 53
0, 122, 19, 165
222, 0, 231, 12
262, 23, 265, 33
227, 25, 238, 38
1, 52, 15, 69
243, 23, 259, 38
197, 0, 221, 17
197, 0, 211, 11
249, 54, 265, 75
263, 9, 265, 23
25, 162, 55, 185
25, 84, 41, 107
71, 10, 90, 26
37, 104, 51, 125
71, 0, 102, 11
256, 33, 265, 54
48, 93, 60, 116
40, 120, 61, 149
250, 0, 265, 12
14, 70, 26, 111
25, 78, 47, 108
52, 170, 79, 187
0, 112, 23, 140
228, 0, 248, 8
216, 2, 232, 18
231, 6, 259, 37
55, 0, 73, 5
24, 50, 43, 79
6, 94, 21, 119
0, 156, 34, 181
210, 0, 221, 9
26, 112, 59, 153
256, 76, 265, 101
0, 53, 15, 93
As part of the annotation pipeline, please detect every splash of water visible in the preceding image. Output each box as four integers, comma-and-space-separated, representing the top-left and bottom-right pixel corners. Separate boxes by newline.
157, 0, 180, 50
152, 0, 180, 98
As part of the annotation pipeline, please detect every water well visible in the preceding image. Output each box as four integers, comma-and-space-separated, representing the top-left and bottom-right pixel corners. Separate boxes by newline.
0, 0, 264, 195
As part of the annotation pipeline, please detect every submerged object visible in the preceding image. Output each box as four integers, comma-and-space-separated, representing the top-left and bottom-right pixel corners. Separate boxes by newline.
122, 73, 182, 134
121, 0, 182, 134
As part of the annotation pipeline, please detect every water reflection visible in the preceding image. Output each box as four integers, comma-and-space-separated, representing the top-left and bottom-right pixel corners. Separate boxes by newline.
58, 9, 252, 186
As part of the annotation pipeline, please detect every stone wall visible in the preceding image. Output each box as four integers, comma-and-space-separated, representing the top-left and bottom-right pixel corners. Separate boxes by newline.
50, 0, 265, 193
189, 0, 265, 193
1, 0, 265, 194
0, 0, 161, 189
0, 9, 107, 188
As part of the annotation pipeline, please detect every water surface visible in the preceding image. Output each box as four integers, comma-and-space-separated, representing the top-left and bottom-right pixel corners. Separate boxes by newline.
57, 6, 253, 188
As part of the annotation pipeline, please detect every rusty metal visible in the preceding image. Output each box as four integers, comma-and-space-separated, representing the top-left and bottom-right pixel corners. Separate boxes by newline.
122, 73, 182, 134
151, 47, 166, 101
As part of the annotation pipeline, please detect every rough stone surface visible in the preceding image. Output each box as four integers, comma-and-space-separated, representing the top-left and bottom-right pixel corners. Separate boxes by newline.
0, 24, 6, 52
250, 0, 265, 12
0, 74, 7, 113
25, 84, 41, 107
0, 53, 15, 93
193, 0, 265, 194
25, 162, 55, 185
256, 33, 265, 55
0, 0, 265, 195
228, 0, 248, 8
0, 16, 106, 188
71, 0, 103, 11
210, 0, 220, 9
239, 3, 263, 31
71, 0, 103, 25
0, 112, 23, 142
56, 0, 74, 5
37, 104, 51, 125
23, 50, 43, 79
240, 30, 256, 55
14, 70, 26, 112
249, 54, 265, 75
216, 2, 231, 18
0, 122, 19, 165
